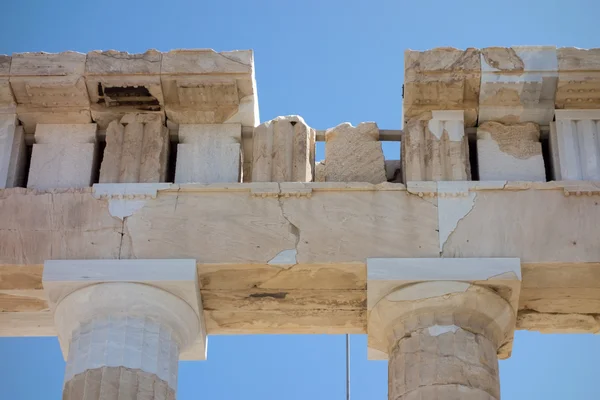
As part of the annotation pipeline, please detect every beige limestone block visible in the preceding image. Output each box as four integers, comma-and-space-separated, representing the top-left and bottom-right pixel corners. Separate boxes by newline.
121, 185, 439, 264
85, 50, 164, 129
550, 110, 600, 180
0, 55, 15, 113
402, 111, 470, 182
389, 328, 499, 400
479, 46, 558, 124
0, 188, 122, 264
477, 121, 546, 181
556, 48, 600, 110
160, 50, 258, 127
10, 52, 91, 133
404, 48, 480, 127
63, 367, 175, 400
27, 124, 98, 190
100, 114, 169, 183
252, 115, 315, 182
0, 114, 26, 188
441, 186, 600, 262
314, 161, 325, 182
175, 124, 242, 183
324, 122, 385, 183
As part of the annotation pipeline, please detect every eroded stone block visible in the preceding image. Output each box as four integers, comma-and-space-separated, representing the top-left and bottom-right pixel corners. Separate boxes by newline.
556, 48, 600, 110
85, 50, 164, 129
404, 48, 481, 127
479, 46, 558, 124
324, 122, 385, 183
10, 52, 91, 133
100, 113, 169, 183
252, 115, 315, 182
384, 160, 402, 183
402, 111, 470, 182
0, 55, 15, 114
175, 124, 242, 183
550, 110, 600, 180
0, 114, 26, 188
28, 124, 97, 190
477, 121, 546, 181
314, 161, 325, 182
161, 50, 258, 128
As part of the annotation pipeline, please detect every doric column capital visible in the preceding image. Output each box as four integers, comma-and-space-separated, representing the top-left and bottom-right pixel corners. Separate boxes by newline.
54, 282, 200, 353
367, 258, 521, 360
43, 259, 207, 361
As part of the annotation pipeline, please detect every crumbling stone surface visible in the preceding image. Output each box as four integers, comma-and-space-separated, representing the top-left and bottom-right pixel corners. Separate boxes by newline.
324, 122, 386, 183
477, 121, 545, 181
389, 328, 500, 400
63, 367, 175, 400
252, 115, 315, 182
404, 48, 480, 127
100, 113, 169, 183
402, 111, 470, 182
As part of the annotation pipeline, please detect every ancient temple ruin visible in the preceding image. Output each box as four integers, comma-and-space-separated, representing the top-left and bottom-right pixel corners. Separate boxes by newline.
1, 46, 600, 399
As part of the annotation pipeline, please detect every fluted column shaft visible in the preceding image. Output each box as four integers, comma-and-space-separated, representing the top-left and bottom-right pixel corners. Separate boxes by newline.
389, 327, 499, 400
62, 316, 179, 400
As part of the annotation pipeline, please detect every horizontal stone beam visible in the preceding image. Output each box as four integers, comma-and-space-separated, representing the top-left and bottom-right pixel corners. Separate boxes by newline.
0, 181, 599, 340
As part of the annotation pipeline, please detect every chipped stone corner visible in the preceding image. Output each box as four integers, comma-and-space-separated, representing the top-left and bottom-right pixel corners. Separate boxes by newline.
437, 181, 477, 253
92, 183, 173, 220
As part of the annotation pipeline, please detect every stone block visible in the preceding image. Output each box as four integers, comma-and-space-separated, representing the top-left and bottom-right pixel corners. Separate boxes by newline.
161, 50, 258, 127
366, 257, 521, 360
550, 110, 600, 180
556, 48, 600, 110
402, 111, 470, 181
0, 55, 15, 113
315, 161, 325, 182
43, 259, 207, 362
100, 114, 169, 183
404, 48, 480, 127
85, 50, 164, 129
175, 124, 242, 183
384, 160, 402, 183
10, 52, 91, 133
252, 115, 315, 182
479, 46, 558, 124
323, 122, 385, 183
28, 124, 97, 190
0, 114, 26, 188
477, 121, 546, 181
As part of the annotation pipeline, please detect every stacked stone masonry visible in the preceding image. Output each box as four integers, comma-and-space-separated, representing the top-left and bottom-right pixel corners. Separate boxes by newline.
1, 45, 600, 400
0, 46, 599, 189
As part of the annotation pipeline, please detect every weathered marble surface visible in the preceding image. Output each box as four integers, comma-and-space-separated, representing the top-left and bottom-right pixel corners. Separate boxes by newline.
160, 49, 258, 128
0, 55, 15, 114
28, 124, 98, 190
477, 121, 546, 181
324, 122, 386, 183
100, 114, 169, 183
479, 46, 558, 124
252, 116, 315, 182
175, 124, 242, 183
10, 52, 91, 133
556, 47, 600, 110
404, 48, 480, 127
85, 50, 164, 130
403, 111, 470, 182
1, 182, 599, 339
550, 110, 600, 180
0, 114, 26, 188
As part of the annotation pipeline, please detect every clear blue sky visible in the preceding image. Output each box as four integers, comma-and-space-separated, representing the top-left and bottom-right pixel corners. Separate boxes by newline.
1, 0, 599, 398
